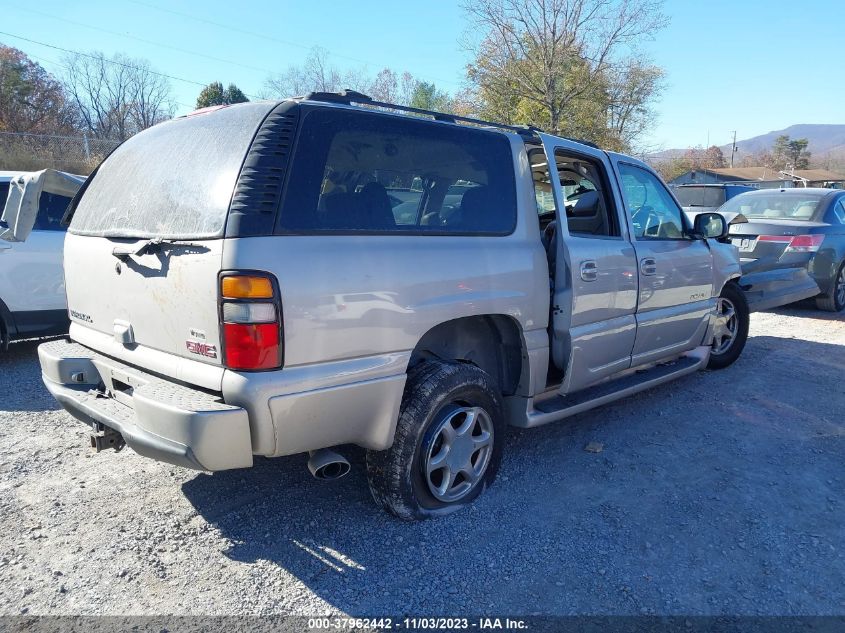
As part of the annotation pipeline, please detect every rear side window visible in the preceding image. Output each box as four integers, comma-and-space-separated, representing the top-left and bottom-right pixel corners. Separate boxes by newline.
69, 102, 275, 239
278, 108, 517, 234
833, 200, 845, 224
33, 192, 72, 232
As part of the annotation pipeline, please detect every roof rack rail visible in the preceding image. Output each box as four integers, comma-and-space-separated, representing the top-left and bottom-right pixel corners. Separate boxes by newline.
301, 89, 542, 138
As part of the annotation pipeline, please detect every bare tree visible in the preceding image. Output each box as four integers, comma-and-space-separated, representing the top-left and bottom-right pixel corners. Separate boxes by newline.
370, 68, 398, 102
63, 51, 174, 141
129, 58, 175, 131
263, 48, 421, 106
604, 57, 664, 150
463, 0, 667, 138
264, 47, 372, 99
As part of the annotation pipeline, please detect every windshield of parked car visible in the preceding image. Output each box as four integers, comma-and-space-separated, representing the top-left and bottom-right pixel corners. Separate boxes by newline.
69, 103, 274, 239
720, 193, 823, 220
674, 186, 725, 208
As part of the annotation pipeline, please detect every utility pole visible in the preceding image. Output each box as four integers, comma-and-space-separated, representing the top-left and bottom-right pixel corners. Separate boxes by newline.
730, 131, 737, 168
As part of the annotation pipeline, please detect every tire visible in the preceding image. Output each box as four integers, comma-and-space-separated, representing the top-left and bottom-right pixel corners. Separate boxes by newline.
366, 360, 505, 520
707, 281, 750, 370
815, 260, 845, 312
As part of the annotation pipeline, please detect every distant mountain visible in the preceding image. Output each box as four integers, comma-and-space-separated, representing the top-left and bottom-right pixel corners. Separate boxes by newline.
650, 124, 845, 161
731, 124, 845, 157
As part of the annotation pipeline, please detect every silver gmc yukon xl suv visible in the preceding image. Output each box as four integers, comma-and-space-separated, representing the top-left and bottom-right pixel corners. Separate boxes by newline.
34, 91, 749, 519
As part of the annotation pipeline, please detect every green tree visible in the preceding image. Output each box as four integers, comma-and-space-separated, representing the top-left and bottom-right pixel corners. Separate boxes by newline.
224, 83, 248, 104
0, 44, 78, 134
771, 135, 811, 170
196, 81, 249, 108
462, 0, 667, 150
409, 81, 451, 112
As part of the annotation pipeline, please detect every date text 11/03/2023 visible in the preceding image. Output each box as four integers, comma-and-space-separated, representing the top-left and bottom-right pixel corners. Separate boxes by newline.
306, 617, 529, 630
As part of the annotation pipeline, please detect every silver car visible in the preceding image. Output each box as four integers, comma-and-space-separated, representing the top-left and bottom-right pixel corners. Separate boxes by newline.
24, 91, 748, 519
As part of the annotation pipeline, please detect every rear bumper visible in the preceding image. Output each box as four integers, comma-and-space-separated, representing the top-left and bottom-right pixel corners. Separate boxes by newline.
39, 339, 252, 471
739, 267, 820, 312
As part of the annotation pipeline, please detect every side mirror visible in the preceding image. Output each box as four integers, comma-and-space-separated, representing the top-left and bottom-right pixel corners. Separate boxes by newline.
0, 169, 84, 242
693, 212, 728, 240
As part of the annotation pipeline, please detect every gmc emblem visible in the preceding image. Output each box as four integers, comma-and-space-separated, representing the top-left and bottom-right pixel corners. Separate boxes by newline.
186, 340, 218, 359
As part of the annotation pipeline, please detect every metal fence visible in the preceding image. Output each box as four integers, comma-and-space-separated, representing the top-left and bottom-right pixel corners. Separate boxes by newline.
0, 131, 120, 174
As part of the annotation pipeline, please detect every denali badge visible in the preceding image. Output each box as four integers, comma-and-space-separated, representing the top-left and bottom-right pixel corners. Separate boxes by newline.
69, 309, 93, 323
186, 340, 217, 359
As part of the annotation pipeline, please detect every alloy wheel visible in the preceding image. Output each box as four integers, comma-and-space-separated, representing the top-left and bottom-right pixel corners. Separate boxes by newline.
423, 405, 494, 503
712, 297, 738, 355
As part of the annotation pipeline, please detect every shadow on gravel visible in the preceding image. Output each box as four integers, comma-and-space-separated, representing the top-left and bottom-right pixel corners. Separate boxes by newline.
0, 337, 63, 412
181, 335, 845, 616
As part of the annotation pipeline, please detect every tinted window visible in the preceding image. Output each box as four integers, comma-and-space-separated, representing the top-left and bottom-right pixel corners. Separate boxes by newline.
32, 192, 72, 232
0, 182, 9, 206
720, 193, 822, 220
674, 186, 726, 208
618, 163, 685, 239
70, 102, 275, 239
279, 109, 516, 234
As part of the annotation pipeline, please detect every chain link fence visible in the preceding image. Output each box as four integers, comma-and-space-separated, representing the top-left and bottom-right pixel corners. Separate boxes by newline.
0, 132, 120, 175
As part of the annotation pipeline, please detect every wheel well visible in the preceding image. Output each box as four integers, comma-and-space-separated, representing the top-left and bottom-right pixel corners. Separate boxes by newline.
0, 297, 13, 351
408, 315, 527, 396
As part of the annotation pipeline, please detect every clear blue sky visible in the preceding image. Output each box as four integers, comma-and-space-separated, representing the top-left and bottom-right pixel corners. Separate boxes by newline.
2, 0, 843, 149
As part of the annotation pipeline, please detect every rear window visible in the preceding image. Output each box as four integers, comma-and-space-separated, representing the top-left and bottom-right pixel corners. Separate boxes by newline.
674, 187, 726, 208
720, 193, 823, 220
278, 108, 517, 234
69, 102, 274, 239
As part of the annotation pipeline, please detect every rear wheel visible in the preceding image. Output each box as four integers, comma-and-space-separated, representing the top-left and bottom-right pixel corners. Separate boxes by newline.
707, 282, 749, 370
366, 361, 504, 520
816, 261, 845, 312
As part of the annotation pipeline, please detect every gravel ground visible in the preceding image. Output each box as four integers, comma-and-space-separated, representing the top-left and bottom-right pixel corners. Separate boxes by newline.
1, 306, 843, 616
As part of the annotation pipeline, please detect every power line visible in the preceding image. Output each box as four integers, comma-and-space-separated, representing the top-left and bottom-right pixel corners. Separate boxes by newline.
0, 30, 209, 89
125, 0, 463, 87
0, 30, 263, 106
21, 7, 278, 79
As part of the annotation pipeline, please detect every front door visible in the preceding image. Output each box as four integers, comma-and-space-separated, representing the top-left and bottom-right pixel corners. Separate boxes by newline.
610, 159, 714, 366
536, 134, 638, 394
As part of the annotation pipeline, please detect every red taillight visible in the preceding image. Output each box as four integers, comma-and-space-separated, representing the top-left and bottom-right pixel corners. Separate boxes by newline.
223, 323, 280, 370
757, 235, 793, 243
758, 234, 824, 253
784, 234, 824, 253
220, 273, 282, 371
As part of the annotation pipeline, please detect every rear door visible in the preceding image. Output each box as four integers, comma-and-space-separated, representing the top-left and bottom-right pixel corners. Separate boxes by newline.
537, 134, 638, 394
610, 158, 713, 366
0, 190, 70, 313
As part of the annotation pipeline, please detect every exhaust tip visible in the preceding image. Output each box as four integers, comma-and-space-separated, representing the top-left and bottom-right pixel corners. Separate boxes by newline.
307, 449, 351, 481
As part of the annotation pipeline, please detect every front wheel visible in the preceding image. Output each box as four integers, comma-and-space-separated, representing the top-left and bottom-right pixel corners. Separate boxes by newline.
707, 282, 749, 370
366, 361, 505, 520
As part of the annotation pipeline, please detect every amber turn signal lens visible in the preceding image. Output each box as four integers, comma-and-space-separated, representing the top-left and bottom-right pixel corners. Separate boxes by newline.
221, 276, 274, 299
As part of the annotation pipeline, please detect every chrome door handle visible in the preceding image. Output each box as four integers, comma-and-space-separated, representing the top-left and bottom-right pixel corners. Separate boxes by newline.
0, 244, 11, 252
640, 257, 657, 276
580, 260, 598, 281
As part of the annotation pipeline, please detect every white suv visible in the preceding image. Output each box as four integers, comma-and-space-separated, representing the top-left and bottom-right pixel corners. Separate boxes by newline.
0, 170, 84, 348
